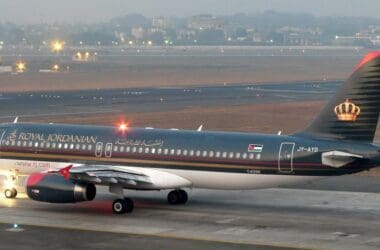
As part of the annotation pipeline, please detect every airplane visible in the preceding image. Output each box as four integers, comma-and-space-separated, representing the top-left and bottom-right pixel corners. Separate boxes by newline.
1, 51, 380, 214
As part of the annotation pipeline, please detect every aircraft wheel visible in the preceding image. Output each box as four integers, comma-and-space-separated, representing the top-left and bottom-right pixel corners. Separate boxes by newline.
124, 198, 134, 213
4, 188, 17, 199
112, 199, 127, 214
178, 189, 188, 204
167, 189, 188, 205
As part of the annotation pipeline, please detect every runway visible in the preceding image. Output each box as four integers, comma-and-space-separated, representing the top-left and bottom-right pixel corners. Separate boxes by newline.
0, 81, 340, 122
0, 176, 379, 250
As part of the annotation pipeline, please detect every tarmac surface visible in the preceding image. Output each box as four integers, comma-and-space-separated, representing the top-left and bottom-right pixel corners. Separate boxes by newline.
0, 81, 340, 122
0, 176, 379, 250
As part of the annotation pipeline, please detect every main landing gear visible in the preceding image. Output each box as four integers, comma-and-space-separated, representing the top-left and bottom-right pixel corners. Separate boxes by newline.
167, 189, 188, 205
112, 198, 134, 214
110, 188, 188, 214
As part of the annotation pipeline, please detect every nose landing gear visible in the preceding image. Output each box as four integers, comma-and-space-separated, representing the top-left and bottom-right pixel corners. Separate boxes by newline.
3, 175, 18, 199
4, 188, 17, 199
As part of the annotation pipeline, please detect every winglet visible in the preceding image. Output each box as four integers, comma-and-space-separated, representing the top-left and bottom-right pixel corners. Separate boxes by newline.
59, 165, 73, 180
13, 117, 18, 123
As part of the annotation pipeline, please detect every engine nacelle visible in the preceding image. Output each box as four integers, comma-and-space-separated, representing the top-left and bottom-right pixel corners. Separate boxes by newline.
26, 173, 96, 203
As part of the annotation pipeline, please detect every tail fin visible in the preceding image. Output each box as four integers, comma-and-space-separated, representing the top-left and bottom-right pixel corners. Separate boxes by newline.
301, 51, 380, 142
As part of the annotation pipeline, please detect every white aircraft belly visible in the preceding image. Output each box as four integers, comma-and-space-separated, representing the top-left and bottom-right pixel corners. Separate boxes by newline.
155, 169, 321, 190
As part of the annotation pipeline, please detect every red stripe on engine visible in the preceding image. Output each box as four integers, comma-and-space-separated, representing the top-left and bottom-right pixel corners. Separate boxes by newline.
26, 173, 46, 186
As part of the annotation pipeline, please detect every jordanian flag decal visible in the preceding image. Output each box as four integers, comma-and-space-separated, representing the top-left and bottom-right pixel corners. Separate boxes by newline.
248, 144, 263, 153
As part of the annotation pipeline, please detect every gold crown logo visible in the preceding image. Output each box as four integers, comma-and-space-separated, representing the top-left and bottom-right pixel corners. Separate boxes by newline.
334, 99, 360, 122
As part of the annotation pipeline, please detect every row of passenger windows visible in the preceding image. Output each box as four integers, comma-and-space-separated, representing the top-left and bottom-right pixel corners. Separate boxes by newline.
4, 140, 93, 151
111, 145, 261, 160
3, 140, 261, 160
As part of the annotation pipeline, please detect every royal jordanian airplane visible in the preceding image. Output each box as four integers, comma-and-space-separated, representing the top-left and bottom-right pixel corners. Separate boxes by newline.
1, 52, 380, 214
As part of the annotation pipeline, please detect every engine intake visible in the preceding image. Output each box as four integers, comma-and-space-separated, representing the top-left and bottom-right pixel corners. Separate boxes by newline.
26, 173, 96, 203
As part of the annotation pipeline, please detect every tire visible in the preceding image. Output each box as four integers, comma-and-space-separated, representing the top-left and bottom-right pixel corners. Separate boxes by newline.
178, 190, 188, 204
124, 198, 134, 213
4, 188, 17, 199
167, 190, 180, 205
112, 199, 127, 214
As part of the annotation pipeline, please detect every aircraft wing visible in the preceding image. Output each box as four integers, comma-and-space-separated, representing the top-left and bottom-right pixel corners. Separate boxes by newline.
66, 164, 192, 190
321, 151, 363, 168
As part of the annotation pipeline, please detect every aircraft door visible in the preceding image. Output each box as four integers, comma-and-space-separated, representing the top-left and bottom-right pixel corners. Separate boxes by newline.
95, 142, 103, 157
105, 143, 113, 158
278, 142, 295, 172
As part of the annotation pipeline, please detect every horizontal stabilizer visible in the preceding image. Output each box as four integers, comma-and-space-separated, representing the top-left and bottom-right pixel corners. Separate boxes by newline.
322, 151, 363, 168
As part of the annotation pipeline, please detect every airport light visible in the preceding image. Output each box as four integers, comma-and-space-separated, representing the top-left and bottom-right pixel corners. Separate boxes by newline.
76, 52, 82, 60
16, 61, 26, 73
52, 64, 59, 72
128, 40, 134, 45
147, 40, 153, 46
51, 40, 64, 53
85, 52, 90, 60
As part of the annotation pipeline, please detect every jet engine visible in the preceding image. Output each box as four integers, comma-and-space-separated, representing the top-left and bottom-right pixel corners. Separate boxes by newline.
26, 173, 96, 203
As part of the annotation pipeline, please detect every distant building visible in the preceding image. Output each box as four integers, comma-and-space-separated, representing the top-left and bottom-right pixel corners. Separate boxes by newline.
131, 27, 145, 40
187, 15, 224, 30
152, 17, 169, 29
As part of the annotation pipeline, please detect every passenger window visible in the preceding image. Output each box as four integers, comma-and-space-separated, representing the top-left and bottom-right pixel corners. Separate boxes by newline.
114, 146, 119, 152
28, 141, 33, 147
202, 151, 207, 157
17, 141, 21, 146
82, 144, 86, 150
132, 147, 137, 153
34, 142, 39, 147
177, 149, 181, 155
120, 146, 124, 152
64, 143, 68, 149
189, 150, 194, 156
88, 145, 92, 150
249, 153, 254, 159
151, 148, 156, 154
70, 144, 74, 149
209, 151, 214, 157
164, 149, 169, 155
170, 149, 175, 155
11, 141, 15, 146
183, 150, 188, 156
157, 148, 162, 154
58, 143, 62, 149
216, 151, 221, 157
23, 141, 27, 147
138, 147, 143, 153
52, 143, 56, 148
242, 153, 247, 159
256, 154, 261, 160
222, 152, 227, 158
196, 150, 201, 156
126, 146, 131, 152
46, 142, 51, 148
236, 152, 241, 159
75, 144, 80, 150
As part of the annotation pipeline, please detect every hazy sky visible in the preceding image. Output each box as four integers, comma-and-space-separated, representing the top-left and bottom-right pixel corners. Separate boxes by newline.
0, 0, 380, 23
